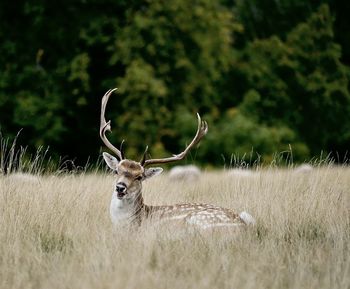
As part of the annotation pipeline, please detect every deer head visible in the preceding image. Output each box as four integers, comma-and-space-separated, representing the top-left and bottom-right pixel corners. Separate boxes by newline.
100, 88, 208, 200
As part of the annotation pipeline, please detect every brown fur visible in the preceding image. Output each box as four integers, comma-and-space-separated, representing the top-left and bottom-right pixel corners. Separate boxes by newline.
119, 160, 144, 177
107, 157, 247, 228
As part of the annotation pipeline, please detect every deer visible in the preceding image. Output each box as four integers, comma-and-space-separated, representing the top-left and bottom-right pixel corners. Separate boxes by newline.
100, 88, 255, 229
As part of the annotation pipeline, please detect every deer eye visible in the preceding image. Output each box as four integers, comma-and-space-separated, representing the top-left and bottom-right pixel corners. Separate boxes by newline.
135, 176, 142, 181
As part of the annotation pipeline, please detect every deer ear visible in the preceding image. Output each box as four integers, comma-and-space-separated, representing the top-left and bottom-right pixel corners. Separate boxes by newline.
144, 167, 163, 179
103, 152, 119, 170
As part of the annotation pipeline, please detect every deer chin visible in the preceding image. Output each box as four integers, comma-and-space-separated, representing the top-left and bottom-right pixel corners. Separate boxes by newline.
116, 191, 126, 199
115, 190, 139, 202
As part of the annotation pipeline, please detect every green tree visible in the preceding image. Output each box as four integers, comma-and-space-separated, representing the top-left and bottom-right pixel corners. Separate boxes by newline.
106, 0, 241, 159
0, 0, 242, 163
236, 4, 350, 157
0, 1, 126, 159
0, 1, 349, 166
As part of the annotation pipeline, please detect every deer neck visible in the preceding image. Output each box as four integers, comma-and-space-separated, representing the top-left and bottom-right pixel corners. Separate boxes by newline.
110, 189, 146, 225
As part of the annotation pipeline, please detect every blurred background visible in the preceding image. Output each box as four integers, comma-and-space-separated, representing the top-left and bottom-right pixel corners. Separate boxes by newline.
0, 0, 349, 167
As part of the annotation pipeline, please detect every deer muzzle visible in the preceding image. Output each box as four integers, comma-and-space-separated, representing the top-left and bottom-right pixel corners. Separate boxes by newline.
116, 183, 127, 198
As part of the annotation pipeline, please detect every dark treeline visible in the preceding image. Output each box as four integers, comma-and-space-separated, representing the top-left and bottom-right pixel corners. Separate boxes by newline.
0, 0, 349, 166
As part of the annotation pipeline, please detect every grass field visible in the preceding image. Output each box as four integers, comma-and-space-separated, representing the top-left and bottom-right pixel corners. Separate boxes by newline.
0, 166, 349, 289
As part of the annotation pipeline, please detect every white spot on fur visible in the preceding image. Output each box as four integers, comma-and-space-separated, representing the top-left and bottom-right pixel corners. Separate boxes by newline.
200, 223, 243, 229
218, 215, 230, 222
166, 214, 189, 221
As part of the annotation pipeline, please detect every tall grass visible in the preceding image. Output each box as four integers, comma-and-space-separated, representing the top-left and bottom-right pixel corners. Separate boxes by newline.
0, 133, 107, 175
1, 135, 349, 289
0, 132, 54, 175
1, 154, 349, 289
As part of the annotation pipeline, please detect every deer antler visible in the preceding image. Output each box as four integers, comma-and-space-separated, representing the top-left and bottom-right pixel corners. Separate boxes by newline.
141, 113, 208, 167
100, 88, 124, 160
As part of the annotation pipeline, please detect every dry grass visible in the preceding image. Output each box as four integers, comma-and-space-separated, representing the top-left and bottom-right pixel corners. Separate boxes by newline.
0, 166, 349, 289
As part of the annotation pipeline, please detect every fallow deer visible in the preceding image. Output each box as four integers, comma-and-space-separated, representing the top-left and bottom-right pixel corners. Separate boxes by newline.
100, 88, 255, 229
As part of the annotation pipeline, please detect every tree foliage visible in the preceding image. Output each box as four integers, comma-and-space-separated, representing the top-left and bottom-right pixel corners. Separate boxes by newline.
237, 5, 350, 156
0, 1, 349, 166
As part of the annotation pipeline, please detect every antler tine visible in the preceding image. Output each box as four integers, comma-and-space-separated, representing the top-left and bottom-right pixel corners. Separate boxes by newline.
100, 88, 123, 160
140, 145, 149, 166
119, 139, 125, 160
142, 113, 208, 167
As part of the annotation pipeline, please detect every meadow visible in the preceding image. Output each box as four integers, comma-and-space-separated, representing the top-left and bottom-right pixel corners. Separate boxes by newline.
0, 166, 349, 289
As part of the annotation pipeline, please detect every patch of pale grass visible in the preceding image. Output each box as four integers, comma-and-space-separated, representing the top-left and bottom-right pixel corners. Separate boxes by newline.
0, 166, 349, 289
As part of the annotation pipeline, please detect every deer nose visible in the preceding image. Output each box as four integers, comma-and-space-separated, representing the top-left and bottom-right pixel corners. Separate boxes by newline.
116, 183, 126, 194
